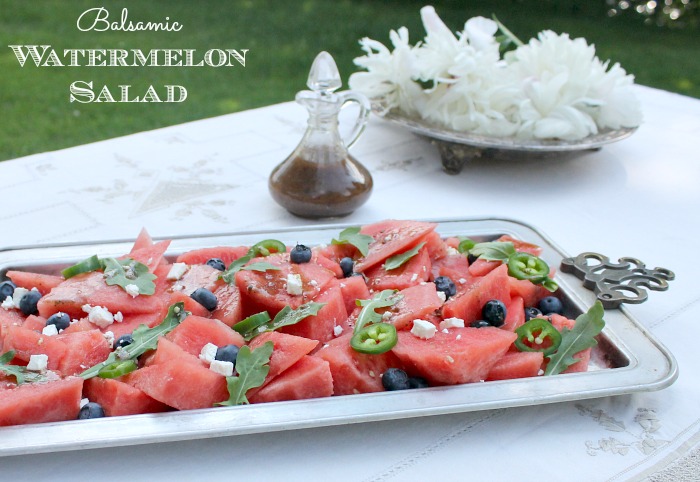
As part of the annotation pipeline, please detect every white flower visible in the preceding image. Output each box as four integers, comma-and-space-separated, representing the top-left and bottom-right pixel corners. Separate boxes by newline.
350, 9, 642, 141
507, 30, 642, 139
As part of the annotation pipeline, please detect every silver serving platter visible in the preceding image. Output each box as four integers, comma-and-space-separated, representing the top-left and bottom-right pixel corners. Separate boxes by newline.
0, 218, 677, 456
373, 106, 637, 174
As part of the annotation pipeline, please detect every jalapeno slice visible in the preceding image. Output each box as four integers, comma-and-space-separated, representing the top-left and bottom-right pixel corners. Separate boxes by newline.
514, 318, 562, 356
507, 252, 550, 282
233, 311, 271, 336
62, 255, 104, 279
350, 322, 398, 355
250, 239, 286, 257
457, 237, 476, 254
98, 359, 137, 379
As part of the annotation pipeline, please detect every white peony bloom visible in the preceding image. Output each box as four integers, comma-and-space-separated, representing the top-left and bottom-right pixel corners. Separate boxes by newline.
349, 27, 425, 114
507, 30, 641, 139
349, 9, 641, 141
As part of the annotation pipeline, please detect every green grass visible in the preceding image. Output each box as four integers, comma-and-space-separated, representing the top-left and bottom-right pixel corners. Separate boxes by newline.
1, 0, 698, 161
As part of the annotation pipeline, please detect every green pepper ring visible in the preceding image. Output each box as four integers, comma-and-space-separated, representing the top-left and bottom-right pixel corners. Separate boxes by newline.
233, 311, 272, 335
350, 322, 398, 355
98, 359, 138, 379
507, 252, 550, 283
250, 239, 286, 257
514, 318, 562, 356
61, 254, 104, 279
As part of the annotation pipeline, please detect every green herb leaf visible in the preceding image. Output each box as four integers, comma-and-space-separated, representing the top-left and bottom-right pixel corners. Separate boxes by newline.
0, 350, 49, 385
545, 301, 605, 376
80, 302, 188, 379
221, 254, 254, 284
354, 290, 402, 334
456, 237, 476, 254
383, 242, 426, 271
102, 257, 157, 296
332, 227, 373, 257
217, 341, 273, 406
241, 261, 281, 272
238, 302, 326, 341
469, 241, 516, 261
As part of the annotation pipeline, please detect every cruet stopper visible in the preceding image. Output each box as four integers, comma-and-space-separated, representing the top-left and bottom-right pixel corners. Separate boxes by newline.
268, 51, 373, 219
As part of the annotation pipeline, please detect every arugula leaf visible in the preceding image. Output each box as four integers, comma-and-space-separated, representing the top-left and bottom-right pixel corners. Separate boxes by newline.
217, 341, 274, 406
545, 301, 605, 376
80, 302, 189, 379
102, 257, 157, 296
469, 241, 516, 261
221, 254, 254, 283
238, 302, 326, 341
241, 262, 281, 272
383, 242, 426, 271
354, 290, 402, 334
331, 227, 373, 257
0, 350, 48, 384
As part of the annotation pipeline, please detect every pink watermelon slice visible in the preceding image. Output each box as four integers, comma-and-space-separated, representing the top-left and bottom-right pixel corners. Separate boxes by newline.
249, 355, 333, 403
0, 377, 84, 426
84, 376, 170, 416
354, 220, 437, 273
442, 264, 511, 324
365, 245, 431, 291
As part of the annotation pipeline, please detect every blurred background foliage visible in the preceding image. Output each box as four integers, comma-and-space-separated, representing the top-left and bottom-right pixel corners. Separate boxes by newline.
0, 0, 697, 161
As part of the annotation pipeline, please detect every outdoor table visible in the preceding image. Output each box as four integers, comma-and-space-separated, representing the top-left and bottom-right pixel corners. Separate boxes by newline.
1, 84, 699, 481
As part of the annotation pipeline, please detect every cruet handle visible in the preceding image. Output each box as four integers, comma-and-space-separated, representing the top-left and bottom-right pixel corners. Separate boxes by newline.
338, 91, 371, 148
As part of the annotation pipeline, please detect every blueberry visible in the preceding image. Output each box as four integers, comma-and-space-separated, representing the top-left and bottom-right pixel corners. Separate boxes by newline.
408, 377, 429, 389
382, 368, 410, 391
290, 244, 312, 264
46, 312, 70, 331
206, 258, 226, 271
190, 287, 218, 311
470, 320, 491, 328
0, 280, 16, 300
78, 402, 105, 420
482, 299, 507, 327
115, 334, 134, 349
18, 290, 41, 316
467, 253, 478, 265
434, 276, 457, 299
215, 344, 239, 365
339, 257, 354, 278
538, 296, 564, 315
524, 306, 542, 321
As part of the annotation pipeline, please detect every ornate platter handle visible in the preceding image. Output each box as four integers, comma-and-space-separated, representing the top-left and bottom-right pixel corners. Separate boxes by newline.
560, 252, 675, 309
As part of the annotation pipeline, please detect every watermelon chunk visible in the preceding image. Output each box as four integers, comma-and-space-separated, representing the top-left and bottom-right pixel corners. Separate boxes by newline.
249, 356, 333, 403
0, 377, 84, 426
338, 275, 371, 317
502, 296, 525, 333
210, 281, 243, 327
383, 283, 444, 331
354, 220, 437, 273
21, 314, 47, 332
365, 246, 431, 291
430, 254, 471, 286
166, 315, 245, 357
169, 264, 221, 295
56, 329, 112, 376
391, 327, 517, 385
176, 246, 250, 265
314, 333, 404, 395
84, 377, 169, 417
248, 331, 319, 384
486, 351, 544, 381
2, 325, 67, 370
442, 264, 511, 325
6, 270, 63, 295
278, 279, 347, 343
129, 339, 228, 410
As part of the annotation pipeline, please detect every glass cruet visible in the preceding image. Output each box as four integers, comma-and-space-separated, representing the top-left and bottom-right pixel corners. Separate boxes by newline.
268, 51, 373, 219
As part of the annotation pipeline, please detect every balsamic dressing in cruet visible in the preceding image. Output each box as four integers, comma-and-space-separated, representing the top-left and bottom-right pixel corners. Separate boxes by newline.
268, 52, 373, 219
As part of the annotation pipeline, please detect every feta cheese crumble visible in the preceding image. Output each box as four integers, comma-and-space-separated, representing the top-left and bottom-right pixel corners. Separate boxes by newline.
411, 319, 437, 339
333, 325, 344, 337
103, 331, 115, 348
446, 246, 460, 256
12, 287, 29, 308
80, 398, 90, 408
286, 273, 303, 296
88, 306, 115, 328
167, 262, 189, 281
27, 354, 48, 372
42, 324, 58, 336
439, 317, 465, 331
436, 290, 447, 303
114, 311, 124, 323
124, 284, 140, 298
1, 296, 14, 310
199, 343, 218, 364
209, 360, 234, 377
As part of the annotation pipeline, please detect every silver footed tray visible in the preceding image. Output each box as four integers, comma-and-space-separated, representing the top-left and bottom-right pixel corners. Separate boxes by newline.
0, 218, 676, 456
373, 106, 637, 174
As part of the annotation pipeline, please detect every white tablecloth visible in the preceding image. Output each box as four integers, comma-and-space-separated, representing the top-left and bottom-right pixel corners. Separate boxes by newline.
1, 85, 699, 481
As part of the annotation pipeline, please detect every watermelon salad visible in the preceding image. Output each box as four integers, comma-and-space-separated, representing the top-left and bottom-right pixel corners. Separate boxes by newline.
0, 219, 605, 427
